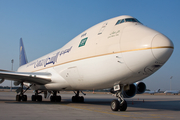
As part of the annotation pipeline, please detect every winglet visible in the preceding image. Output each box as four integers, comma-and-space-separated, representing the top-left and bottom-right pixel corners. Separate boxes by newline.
19, 38, 28, 66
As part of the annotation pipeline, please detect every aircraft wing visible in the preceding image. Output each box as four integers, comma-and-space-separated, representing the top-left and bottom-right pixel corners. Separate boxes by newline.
0, 69, 51, 85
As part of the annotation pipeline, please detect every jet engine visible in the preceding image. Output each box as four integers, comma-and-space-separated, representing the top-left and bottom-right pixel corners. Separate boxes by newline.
135, 82, 146, 94
122, 82, 146, 98
14, 81, 21, 86
122, 84, 137, 98
0, 78, 4, 84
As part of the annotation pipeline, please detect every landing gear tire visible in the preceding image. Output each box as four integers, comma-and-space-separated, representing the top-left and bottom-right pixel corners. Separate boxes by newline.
72, 91, 85, 103
79, 96, 84, 103
16, 82, 29, 102
16, 95, 21, 101
111, 100, 120, 111
50, 96, 55, 102
16, 95, 27, 101
72, 96, 84, 103
22, 95, 27, 101
119, 100, 127, 111
37, 95, 42, 102
31, 95, 42, 101
31, 95, 36, 101
50, 91, 61, 102
56, 96, 61, 102
110, 84, 128, 111
50, 96, 61, 102
111, 100, 127, 111
72, 96, 76, 102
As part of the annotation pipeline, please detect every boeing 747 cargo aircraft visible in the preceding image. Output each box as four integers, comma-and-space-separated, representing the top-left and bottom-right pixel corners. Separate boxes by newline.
0, 15, 174, 111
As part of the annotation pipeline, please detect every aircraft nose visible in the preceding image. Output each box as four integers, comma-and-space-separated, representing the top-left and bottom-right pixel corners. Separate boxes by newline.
151, 34, 174, 63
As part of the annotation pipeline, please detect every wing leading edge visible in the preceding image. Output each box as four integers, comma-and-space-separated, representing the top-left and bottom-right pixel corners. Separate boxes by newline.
0, 69, 51, 85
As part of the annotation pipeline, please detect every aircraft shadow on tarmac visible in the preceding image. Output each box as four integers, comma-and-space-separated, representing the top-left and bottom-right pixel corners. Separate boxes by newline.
1, 98, 180, 111
126, 100, 180, 111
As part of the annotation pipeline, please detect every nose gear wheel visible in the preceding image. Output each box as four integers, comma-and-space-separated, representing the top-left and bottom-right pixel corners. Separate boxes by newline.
110, 85, 127, 111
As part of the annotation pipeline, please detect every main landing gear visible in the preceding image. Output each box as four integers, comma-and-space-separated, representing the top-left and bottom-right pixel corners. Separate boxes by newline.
50, 91, 61, 102
110, 85, 127, 111
31, 90, 61, 102
15, 83, 61, 102
72, 91, 85, 103
31, 90, 43, 102
16, 82, 29, 101
15, 82, 42, 102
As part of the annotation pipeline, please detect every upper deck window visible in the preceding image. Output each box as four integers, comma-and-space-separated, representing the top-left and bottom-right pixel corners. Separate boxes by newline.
115, 18, 141, 25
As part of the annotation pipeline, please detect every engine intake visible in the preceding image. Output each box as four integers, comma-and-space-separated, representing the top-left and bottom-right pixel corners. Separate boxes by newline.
110, 82, 146, 98
0, 78, 4, 84
14, 81, 21, 86
135, 82, 146, 94
122, 84, 137, 98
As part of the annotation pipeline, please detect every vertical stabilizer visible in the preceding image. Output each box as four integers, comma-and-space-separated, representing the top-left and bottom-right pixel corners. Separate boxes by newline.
19, 38, 28, 66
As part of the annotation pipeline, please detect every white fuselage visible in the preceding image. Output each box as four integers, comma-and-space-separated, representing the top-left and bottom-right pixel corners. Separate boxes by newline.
17, 15, 174, 91
164, 90, 179, 94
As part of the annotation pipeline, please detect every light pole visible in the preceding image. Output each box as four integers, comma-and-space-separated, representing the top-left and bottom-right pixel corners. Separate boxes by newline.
10, 59, 14, 92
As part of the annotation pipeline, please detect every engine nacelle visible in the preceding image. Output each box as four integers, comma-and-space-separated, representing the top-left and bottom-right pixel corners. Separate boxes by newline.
122, 84, 137, 98
135, 82, 146, 94
0, 78, 5, 84
111, 82, 146, 98
14, 81, 21, 86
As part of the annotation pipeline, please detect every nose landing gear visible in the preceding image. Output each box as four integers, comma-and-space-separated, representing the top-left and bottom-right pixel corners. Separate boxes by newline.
110, 84, 127, 111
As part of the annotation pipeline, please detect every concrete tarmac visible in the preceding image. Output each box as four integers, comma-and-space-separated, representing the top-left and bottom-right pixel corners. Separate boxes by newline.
0, 91, 180, 120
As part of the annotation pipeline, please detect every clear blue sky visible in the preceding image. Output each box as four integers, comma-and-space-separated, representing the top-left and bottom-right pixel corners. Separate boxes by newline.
0, 0, 179, 91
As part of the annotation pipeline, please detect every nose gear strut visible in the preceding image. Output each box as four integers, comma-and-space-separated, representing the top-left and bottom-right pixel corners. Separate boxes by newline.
110, 84, 127, 111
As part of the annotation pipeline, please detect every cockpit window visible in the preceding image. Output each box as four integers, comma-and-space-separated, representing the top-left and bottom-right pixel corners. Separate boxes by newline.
120, 19, 125, 23
115, 20, 122, 25
125, 18, 140, 23
115, 18, 141, 25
